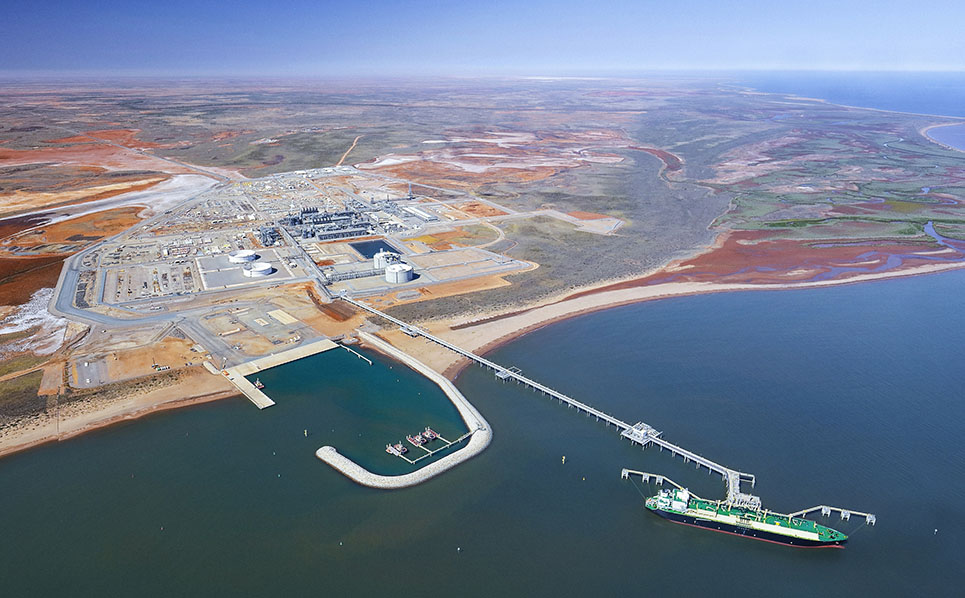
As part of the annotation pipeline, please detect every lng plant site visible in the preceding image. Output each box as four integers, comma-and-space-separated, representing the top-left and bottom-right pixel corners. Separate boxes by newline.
50, 164, 876, 518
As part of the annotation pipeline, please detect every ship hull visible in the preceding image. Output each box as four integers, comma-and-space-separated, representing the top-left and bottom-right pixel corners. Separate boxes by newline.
650, 508, 846, 548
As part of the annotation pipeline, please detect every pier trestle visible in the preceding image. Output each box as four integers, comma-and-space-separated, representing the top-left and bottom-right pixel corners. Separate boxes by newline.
341, 296, 875, 524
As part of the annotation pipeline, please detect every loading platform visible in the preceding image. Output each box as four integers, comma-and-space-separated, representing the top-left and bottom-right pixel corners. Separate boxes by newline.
621, 469, 877, 526
341, 295, 876, 520
220, 338, 339, 408
390, 431, 473, 465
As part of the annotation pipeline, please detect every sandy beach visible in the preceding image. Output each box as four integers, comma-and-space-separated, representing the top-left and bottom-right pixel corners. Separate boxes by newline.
921, 122, 965, 153
0, 367, 237, 460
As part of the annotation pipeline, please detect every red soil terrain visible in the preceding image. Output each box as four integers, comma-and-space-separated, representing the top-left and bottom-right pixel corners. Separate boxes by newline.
0, 207, 149, 305
565, 230, 965, 302
567, 211, 610, 220
0, 255, 64, 305
0, 142, 192, 174
357, 128, 635, 189
628, 146, 683, 172
44, 129, 164, 149
457, 201, 507, 217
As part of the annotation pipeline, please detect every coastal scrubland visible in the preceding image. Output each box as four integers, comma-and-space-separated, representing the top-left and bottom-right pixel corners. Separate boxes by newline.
1, 77, 965, 454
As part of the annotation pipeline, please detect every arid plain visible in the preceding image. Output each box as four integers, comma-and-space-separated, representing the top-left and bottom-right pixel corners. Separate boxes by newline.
2, 77, 964, 456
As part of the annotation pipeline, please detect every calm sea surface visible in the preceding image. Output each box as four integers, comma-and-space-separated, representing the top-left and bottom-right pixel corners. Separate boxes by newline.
2, 270, 964, 596
926, 123, 965, 151
739, 71, 965, 118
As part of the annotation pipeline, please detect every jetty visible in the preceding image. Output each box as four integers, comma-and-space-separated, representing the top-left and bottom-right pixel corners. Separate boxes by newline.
218, 338, 338, 409
341, 296, 799, 507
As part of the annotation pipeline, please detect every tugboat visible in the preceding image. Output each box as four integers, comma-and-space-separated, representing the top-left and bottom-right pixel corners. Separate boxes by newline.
422, 427, 439, 441
385, 442, 407, 456
254, 378, 265, 389
407, 433, 425, 447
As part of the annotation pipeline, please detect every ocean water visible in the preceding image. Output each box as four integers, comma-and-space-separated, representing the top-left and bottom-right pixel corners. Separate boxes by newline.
739, 71, 965, 118
926, 123, 965, 151
1, 270, 963, 596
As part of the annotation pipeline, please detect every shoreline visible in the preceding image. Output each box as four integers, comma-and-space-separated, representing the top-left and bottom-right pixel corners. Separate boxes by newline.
921, 122, 965, 153
0, 385, 238, 460
434, 260, 965, 381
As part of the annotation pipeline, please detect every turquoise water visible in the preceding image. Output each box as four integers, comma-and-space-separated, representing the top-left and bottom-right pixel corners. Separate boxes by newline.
1, 270, 964, 595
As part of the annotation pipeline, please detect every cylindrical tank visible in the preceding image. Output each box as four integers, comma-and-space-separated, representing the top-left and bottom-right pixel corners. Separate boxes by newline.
229, 249, 258, 263
373, 250, 399, 269
243, 262, 274, 277
384, 263, 414, 284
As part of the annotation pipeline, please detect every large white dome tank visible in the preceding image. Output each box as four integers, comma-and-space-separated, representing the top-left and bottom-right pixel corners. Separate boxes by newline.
229, 249, 258, 263
384, 263, 414, 284
243, 262, 274, 277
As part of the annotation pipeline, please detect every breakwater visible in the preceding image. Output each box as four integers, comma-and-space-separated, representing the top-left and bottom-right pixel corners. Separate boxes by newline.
315, 331, 491, 488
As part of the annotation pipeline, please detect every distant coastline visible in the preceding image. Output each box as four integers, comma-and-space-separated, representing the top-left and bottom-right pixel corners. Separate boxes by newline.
923, 122, 965, 152
738, 71, 965, 119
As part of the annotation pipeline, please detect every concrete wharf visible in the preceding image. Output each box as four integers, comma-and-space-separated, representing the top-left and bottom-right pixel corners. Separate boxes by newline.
219, 338, 339, 409
341, 295, 760, 504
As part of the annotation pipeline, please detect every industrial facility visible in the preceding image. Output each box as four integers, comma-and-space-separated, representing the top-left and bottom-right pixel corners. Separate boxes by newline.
69, 166, 529, 314
243, 262, 274, 277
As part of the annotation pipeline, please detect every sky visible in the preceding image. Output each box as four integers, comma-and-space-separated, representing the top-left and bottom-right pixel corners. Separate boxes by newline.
4, 0, 965, 76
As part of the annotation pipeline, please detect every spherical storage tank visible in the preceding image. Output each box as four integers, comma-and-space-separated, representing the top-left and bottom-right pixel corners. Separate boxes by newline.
384, 263, 414, 284
229, 249, 258, 263
373, 249, 399, 269
243, 262, 274, 277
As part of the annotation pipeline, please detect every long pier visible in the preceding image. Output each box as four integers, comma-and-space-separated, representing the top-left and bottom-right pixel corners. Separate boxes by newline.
341, 295, 759, 504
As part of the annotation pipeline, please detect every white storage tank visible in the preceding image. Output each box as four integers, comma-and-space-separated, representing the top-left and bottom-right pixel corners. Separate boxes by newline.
373, 249, 399, 269
384, 263, 414, 284
229, 249, 258, 263
243, 262, 274, 277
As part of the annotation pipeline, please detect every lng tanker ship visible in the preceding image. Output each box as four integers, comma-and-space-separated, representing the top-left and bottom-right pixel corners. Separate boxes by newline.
646, 487, 848, 547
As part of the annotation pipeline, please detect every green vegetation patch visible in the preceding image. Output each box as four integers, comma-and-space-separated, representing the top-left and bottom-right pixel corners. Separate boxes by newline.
0, 371, 44, 418
0, 353, 47, 379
